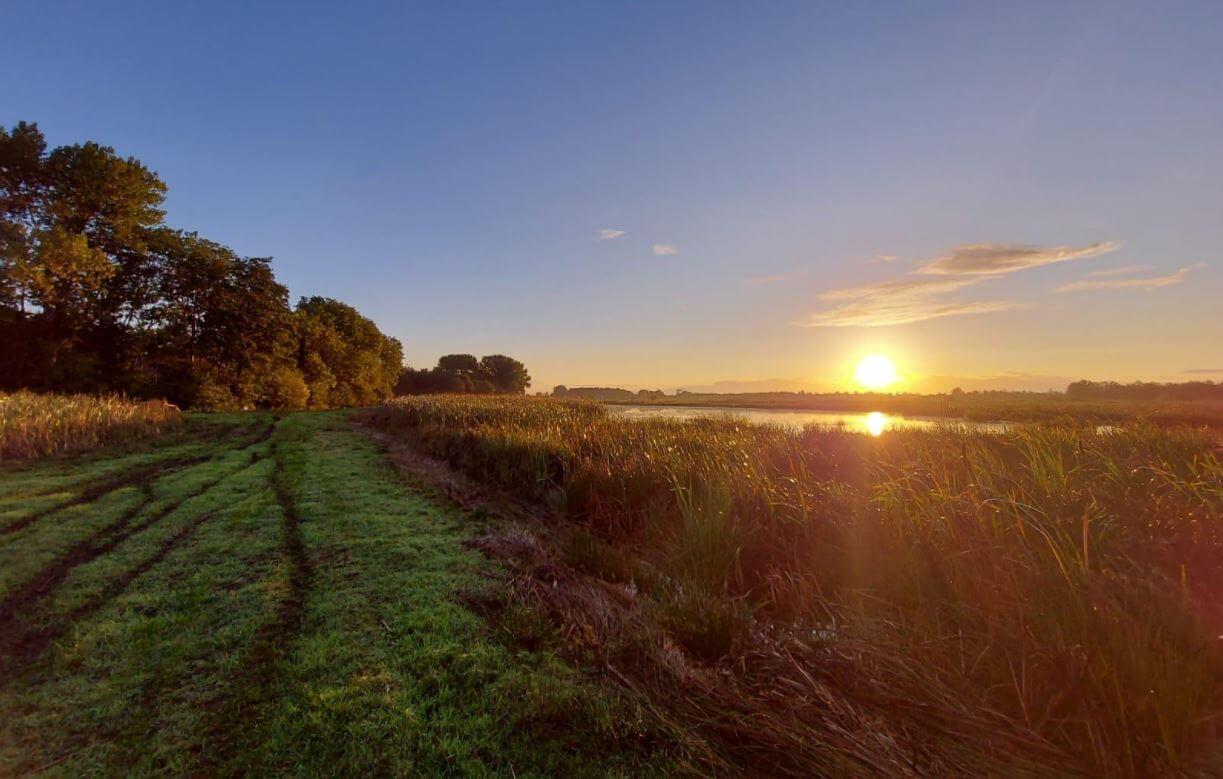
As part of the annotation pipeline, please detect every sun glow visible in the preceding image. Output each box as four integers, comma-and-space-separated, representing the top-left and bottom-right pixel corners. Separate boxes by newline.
854, 354, 898, 390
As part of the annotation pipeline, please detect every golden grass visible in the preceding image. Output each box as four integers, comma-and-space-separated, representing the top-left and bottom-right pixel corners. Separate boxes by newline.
0, 391, 182, 462
370, 394, 1223, 775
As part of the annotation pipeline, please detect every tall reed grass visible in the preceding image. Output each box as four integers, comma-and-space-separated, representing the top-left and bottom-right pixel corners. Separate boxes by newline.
370, 394, 1223, 775
0, 391, 182, 462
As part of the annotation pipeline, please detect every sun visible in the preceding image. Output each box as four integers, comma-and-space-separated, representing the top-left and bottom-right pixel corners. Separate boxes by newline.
854, 354, 898, 390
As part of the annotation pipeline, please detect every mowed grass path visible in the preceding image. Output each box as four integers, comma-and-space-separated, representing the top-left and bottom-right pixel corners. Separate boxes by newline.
0, 412, 665, 777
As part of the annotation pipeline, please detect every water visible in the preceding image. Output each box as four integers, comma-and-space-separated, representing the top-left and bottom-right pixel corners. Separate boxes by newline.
606, 404, 1008, 436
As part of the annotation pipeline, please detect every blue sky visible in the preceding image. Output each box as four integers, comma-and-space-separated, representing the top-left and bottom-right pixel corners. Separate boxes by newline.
5, 1, 1221, 391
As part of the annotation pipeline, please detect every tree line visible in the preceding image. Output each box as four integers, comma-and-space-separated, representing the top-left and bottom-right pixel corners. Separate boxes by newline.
551, 386, 664, 401
1065, 380, 1222, 403
0, 121, 403, 410
397, 354, 530, 395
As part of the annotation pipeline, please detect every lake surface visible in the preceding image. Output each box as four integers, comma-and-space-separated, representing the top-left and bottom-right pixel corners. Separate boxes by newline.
606, 404, 1008, 436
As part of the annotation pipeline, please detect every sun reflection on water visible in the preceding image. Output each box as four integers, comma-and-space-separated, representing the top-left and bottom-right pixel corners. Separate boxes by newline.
865, 411, 887, 437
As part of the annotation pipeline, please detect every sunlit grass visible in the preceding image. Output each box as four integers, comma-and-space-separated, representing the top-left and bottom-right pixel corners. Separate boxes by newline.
370, 394, 1223, 775
0, 391, 181, 462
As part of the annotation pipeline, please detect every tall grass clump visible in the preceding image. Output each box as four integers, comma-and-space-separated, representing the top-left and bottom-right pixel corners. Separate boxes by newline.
369, 395, 1223, 775
0, 391, 182, 462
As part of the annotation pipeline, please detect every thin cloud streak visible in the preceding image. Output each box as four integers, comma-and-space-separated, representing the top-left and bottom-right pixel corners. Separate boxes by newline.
919, 241, 1120, 276
653, 243, 679, 256
799, 275, 1018, 326
1055, 263, 1205, 293
801, 239, 1120, 327
599, 229, 626, 240
1084, 263, 1152, 278
796, 298, 1021, 327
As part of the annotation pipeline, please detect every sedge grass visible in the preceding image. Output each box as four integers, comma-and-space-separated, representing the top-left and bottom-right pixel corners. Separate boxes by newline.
0, 391, 182, 462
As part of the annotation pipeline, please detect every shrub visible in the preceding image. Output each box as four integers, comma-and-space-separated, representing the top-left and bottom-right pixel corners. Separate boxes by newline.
263, 366, 309, 410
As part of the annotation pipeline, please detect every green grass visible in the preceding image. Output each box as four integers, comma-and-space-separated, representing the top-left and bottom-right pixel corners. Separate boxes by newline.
368, 394, 1223, 776
0, 411, 672, 776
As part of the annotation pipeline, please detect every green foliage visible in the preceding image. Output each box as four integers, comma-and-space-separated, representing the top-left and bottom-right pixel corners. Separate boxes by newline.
294, 297, 402, 408
437, 353, 480, 375
261, 366, 309, 410
397, 353, 531, 396
479, 354, 531, 394
0, 122, 404, 411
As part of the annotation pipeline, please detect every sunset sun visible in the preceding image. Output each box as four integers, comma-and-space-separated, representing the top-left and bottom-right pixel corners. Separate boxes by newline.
854, 354, 898, 390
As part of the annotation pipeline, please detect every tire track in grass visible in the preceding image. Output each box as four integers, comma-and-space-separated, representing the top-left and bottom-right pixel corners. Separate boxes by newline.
0, 455, 212, 537
0, 420, 277, 537
0, 431, 277, 672
191, 433, 314, 771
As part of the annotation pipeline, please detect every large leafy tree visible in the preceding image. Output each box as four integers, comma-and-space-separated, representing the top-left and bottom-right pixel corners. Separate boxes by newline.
147, 230, 300, 407
0, 122, 166, 390
295, 297, 403, 407
0, 121, 407, 410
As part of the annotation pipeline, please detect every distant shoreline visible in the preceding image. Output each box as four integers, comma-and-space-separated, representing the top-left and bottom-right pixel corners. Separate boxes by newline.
596, 394, 1223, 426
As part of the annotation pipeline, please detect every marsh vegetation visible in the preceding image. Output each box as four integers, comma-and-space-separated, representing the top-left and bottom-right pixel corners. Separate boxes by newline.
369, 394, 1223, 775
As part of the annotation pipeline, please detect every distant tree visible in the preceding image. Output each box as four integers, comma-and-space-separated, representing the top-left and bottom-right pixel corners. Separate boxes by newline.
552, 385, 567, 397
479, 354, 531, 394
437, 354, 480, 376
1066, 379, 1222, 403
396, 354, 532, 396
555, 386, 635, 401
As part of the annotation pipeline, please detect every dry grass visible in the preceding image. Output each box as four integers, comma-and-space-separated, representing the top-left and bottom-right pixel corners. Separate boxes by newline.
0, 391, 182, 462
368, 394, 1223, 776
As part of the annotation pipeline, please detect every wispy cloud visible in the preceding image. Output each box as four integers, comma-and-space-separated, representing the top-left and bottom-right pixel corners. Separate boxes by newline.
800, 239, 1118, 327
1083, 263, 1152, 278
919, 241, 1120, 276
599, 229, 626, 241
653, 243, 679, 256
797, 298, 1020, 327
796, 275, 1021, 327
1182, 368, 1223, 375
868, 254, 899, 263
1055, 263, 1204, 293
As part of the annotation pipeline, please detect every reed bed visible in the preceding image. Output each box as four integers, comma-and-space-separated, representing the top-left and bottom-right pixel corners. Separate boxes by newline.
0, 391, 182, 462
370, 394, 1223, 776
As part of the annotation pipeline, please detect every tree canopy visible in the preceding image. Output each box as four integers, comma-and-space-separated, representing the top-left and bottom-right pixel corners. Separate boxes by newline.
396, 354, 531, 396
0, 122, 402, 410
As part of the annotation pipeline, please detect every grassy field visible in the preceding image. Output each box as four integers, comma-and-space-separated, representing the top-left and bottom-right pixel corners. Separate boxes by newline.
0, 392, 182, 463
369, 395, 1223, 776
0, 411, 673, 776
